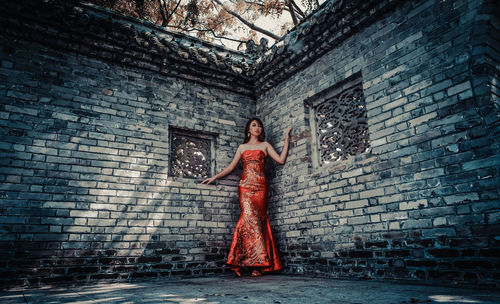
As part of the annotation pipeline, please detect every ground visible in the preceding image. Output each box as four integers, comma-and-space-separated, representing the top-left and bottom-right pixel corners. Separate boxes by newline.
1, 275, 499, 304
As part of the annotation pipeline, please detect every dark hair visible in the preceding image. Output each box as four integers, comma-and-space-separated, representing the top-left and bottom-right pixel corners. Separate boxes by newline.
243, 117, 266, 143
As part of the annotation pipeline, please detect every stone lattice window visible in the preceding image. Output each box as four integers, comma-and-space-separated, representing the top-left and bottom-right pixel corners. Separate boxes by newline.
169, 128, 215, 179
306, 73, 370, 165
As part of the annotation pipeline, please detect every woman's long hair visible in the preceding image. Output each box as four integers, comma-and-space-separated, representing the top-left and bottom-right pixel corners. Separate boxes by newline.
243, 117, 266, 144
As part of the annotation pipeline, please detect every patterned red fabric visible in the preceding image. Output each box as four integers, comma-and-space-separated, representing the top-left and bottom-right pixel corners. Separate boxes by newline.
226, 149, 283, 272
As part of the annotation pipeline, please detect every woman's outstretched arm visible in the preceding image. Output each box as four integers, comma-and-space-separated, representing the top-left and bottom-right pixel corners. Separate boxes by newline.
266, 126, 292, 165
201, 145, 242, 184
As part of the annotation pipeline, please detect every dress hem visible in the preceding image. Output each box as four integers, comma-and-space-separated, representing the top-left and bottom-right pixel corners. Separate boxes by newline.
226, 262, 283, 272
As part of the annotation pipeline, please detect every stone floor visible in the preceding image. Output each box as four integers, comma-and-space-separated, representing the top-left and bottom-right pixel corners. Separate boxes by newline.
1, 275, 499, 304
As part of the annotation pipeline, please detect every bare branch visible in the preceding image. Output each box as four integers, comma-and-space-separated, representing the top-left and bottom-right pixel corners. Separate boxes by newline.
287, 1, 298, 25
242, 0, 300, 18
156, 0, 168, 26
168, 25, 247, 44
168, 0, 182, 24
290, 0, 305, 18
211, 0, 280, 40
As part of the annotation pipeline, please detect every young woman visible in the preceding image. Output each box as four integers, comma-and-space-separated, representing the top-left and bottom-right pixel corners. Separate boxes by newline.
201, 117, 292, 277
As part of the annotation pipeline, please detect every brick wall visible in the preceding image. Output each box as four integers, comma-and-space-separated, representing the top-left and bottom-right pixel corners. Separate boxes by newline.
258, 0, 500, 287
1, 0, 498, 289
0, 5, 254, 286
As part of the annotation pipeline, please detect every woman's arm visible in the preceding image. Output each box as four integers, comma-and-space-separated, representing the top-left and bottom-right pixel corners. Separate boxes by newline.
201, 145, 242, 184
266, 126, 292, 165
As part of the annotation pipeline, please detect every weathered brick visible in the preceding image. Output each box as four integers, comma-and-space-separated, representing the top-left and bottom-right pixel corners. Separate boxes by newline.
443, 193, 480, 204
1, 0, 498, 289
462, 154, 500, 171
408, 112, 438, 127
447, 81, 471, 96
70, 210, 98, 218
403, 79, 433, 96
113, 169, 140, 177
399, 199, 428, 210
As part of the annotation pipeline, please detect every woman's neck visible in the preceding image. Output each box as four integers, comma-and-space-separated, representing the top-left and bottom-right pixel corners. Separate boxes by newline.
246, 137, 261, 145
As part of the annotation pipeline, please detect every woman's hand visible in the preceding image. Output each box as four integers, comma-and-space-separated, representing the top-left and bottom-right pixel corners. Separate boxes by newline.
201, 176, 216, 184
285, 126, 292, 139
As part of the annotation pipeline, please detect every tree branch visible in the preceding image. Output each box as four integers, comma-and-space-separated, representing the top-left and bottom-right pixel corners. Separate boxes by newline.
168, 0, 182, 24
211, 0, 280, 40
167, 25, 247, 44
287, 1, 298, 25
290, 0, 305, 18
242, 0, 300, 18
157, 0, 168, 26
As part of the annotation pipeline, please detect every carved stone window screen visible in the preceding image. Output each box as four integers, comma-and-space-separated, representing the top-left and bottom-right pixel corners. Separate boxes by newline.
169, 127, 215, 179
305, 72, 370, 166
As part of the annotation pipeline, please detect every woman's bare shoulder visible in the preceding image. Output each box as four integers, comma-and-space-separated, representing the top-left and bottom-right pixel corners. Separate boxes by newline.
236, 144, 247, 153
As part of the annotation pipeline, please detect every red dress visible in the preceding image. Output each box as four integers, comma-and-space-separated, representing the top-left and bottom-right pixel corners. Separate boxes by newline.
226, 149, 283, 272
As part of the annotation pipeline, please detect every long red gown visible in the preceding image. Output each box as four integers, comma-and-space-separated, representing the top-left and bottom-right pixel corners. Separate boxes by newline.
226, 149, 283, 273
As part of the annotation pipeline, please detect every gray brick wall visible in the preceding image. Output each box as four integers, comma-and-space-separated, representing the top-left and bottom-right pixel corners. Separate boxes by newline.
0, 33, 253, 286
0, 0, 498, 289
258, 0, 499, 287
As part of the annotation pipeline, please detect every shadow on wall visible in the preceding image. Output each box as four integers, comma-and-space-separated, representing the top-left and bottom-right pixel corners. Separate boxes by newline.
0, 39, 243, 287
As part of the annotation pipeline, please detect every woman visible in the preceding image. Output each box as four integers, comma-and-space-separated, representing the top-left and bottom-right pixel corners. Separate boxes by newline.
201, 118, 292, 277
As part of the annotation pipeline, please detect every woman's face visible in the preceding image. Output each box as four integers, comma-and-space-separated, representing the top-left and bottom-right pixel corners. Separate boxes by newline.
249, 120, 262, 138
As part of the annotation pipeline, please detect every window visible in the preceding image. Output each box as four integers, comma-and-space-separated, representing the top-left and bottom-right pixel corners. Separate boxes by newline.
169, 127, 215, 179
305, 72, 369, 166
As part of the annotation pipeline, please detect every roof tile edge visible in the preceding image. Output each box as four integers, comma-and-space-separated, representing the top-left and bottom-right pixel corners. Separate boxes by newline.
0, 0, 406, 98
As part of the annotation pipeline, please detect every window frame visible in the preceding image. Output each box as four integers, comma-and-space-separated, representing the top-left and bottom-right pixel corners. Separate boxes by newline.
168, 126, 216, 179
304, 72, 369, 168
